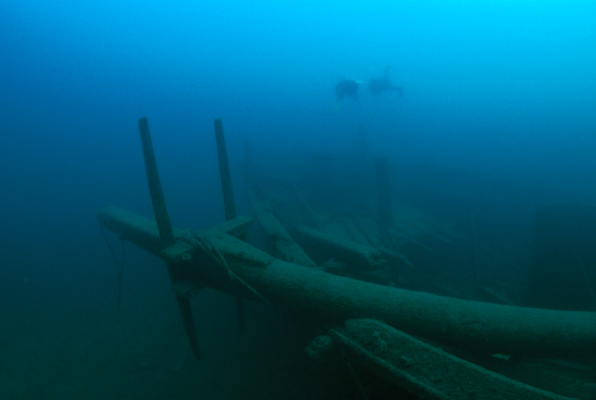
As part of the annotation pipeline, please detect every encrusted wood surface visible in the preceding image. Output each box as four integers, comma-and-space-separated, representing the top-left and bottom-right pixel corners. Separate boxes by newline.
331, 319, 578, 400
248, 189, 317, 267
97, 205, 596, 360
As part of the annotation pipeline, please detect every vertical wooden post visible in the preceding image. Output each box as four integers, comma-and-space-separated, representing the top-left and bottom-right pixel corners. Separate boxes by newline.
138, 117, 175, 247
138, 117, 201, 360
214, 118, 246, 331
214, 118, 237, 221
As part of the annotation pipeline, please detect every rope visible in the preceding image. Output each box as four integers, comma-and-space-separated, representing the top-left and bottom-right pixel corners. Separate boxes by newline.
188, 231, 268, 303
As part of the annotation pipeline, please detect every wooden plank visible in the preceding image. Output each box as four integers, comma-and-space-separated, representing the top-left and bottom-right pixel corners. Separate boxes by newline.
331, 319, 576, 400
248, 189, 317, 268
97, 205, 596, 360
293, 224, 385, 271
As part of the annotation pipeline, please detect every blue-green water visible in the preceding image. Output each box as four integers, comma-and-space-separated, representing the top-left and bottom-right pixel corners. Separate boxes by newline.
1, 1, 595, 398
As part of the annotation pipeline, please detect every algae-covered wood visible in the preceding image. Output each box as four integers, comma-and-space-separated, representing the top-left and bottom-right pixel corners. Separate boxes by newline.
97, 205, 596, 360
331, 319, 579, 400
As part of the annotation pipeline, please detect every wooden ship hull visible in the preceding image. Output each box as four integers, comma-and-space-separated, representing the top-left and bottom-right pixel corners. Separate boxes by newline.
97, 117, 596, 399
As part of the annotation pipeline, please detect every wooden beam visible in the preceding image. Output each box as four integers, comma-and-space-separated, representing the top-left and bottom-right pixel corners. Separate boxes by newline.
330, 319, 576, 400
97, 205, 596, 360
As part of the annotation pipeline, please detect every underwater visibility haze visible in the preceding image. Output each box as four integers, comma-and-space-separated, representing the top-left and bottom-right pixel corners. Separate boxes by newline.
1, 1, 595, 398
